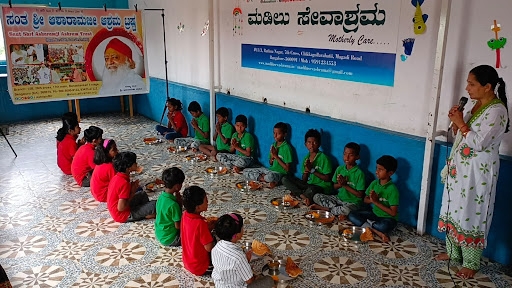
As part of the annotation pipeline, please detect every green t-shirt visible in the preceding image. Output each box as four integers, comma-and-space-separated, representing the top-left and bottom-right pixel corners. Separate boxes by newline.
366, 179, 399, 220
194, 113, 210, 144
155, 192, 182, 245
216, 122, 234, 152
301, 151, 332, 193
332, 165, 365, 205
231, 131, 255, 157
269, 141, 293, 175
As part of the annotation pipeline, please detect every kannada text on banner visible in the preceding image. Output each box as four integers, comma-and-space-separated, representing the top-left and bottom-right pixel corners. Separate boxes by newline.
239, 1, 401, 86
1, 6, 149, 104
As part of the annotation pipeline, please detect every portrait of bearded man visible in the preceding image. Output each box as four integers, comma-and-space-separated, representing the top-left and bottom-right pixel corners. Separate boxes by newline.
98, 38, 146, 95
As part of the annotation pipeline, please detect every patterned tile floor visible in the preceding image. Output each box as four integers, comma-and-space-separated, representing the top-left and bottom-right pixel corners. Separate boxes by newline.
0, 113, 511, 288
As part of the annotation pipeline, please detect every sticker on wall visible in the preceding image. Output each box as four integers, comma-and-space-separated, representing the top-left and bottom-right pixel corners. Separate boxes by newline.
488, 20, 507, 69
401, 38, 415, 61
233, 3, 243, 36
412, 0, 428, 35
201, 20, 210, 37
177, 22, 185, 33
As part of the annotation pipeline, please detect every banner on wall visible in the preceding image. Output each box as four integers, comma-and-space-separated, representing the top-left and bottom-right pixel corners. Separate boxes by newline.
1, 6, 149, 104
239, 1, 401, 87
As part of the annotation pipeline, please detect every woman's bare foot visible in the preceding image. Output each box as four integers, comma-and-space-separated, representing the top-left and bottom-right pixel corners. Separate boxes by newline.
457, 267, 477, 279
233, 166, 242, 174
435, 253, 450, 261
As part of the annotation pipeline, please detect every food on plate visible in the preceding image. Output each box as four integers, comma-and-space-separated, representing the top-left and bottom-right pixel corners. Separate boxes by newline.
248, 181, 261, 190
167, 146, 176, 152
196, 154, 207, 161
236, 182, 245, 189
143, 137, 157, 142
252, 239, 271, 256
342, 228, 353, 238
271, 200, 280, 206
205, 167, 215, 174
283, 194, 294, 202
217, 167, 228, 175
268, 260, 279, 270
310, 211, 320, 219
155, 178, 164, 185
285, 257, 303, 278
146, 183, 155, 190
282, 194, 299, 207
360, 228, 374, 242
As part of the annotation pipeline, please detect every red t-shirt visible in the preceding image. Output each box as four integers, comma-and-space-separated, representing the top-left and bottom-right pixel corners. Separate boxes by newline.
57, 134, 78, 175
169, 110, 188, 137
107, 172, 131, 223
90, 162, 115, 202
71, 143, 96, 185
181, 211, 214, 275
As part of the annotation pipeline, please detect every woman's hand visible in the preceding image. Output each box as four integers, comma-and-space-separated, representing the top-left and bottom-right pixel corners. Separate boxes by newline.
448, 105, 465, 128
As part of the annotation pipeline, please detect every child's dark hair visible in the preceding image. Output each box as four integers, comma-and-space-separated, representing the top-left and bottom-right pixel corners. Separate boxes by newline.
216, 107, 229, 118
182, 185, 206, 213
56, 117, 79, 142
162, 167, 185, 189
113, 151, 137, 173
235, 114, 247, 127
83, 126, 103, 143
187, 101, 202, 113
345, 142, 360, 156
167, 98, 183, 111
377, 155, 398, 172
94, 139, 117, 165
304, 129, 321, 146
274, 122, 288, 134
215, 213, 244, 241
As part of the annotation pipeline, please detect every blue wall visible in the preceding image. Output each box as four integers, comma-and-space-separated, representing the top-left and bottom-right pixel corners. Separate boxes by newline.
0, 0, 129, 124
133, 77, 512, 266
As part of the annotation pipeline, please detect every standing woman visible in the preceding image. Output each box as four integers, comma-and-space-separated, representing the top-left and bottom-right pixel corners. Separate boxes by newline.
437, 65, 510, 279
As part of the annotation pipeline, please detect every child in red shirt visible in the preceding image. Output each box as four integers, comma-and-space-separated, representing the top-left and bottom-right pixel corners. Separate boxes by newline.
155, 98, 188, 140
90, 139, 118, 202
181, 186, 215, 276
107, 151, 156, 223
56, 116, 81, 175
71, 126, 103, 187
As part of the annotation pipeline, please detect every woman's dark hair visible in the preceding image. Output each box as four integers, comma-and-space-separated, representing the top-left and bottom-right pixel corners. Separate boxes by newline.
94, 139, 117, 165
56, 117, 79, 142
215, 213, 244, 241
216, 107, 229, 118
182, 185, 206, 213
113, 151, 137, 173
83, 126, 104, 143
187, 101, 202, 113
304, 129, 321, 146
235, 114, 247, 127
162, 167, 185, 189
377, 155, 398, 173
167, 98, 183, 111
470, 65, 510, 132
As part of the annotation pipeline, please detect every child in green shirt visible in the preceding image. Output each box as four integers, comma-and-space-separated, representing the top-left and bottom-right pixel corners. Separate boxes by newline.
243, 122, 293, 187
217, 114, 255, 173
174, 101, 210, 150
199, 107, 234, 161
155, 167, 185, 247
348, 155, 399, 242
282, 129, 332, 206
310, 142, 365, 218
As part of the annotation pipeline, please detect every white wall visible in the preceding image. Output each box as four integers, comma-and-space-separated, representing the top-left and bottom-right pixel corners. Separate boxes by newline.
130, 0, 512, 156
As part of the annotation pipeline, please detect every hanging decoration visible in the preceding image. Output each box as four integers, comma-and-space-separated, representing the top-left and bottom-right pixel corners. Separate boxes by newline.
201, 20, 210, 36
233, 5, 243, 36
400, 38, 415, 61
177, 22, 185, 33
412, 0, 428, 35
488, 20, 507, 69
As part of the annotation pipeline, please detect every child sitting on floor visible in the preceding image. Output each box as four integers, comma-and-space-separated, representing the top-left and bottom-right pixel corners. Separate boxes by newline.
282, 129, 332, 206
348, 155, 399, 242
310, 142, 365, 219
155, 98, 188, 140
212, 213, 274, 288
107, 151, 156, 223
174, 101, 210, 149
56, 114, 82, 175
199, 107, 234, 160
217, 114, 255, 173
71, 126, 103, 187
181, 185, 215, 276
90, 139, 119, 202
155, 167, 185, 247
243, 122, 293, 188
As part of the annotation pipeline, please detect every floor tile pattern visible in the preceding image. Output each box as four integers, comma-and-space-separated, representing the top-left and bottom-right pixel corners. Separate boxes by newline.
0, 114, 511, 287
